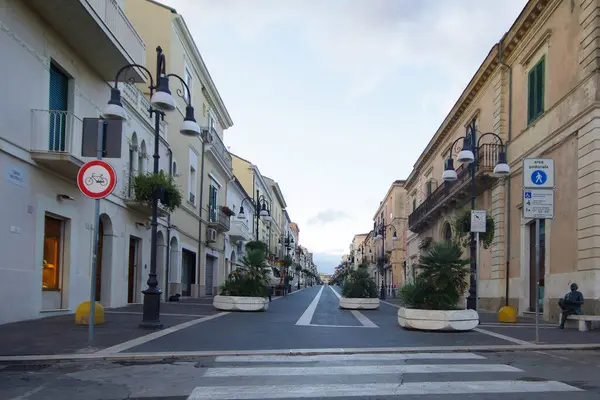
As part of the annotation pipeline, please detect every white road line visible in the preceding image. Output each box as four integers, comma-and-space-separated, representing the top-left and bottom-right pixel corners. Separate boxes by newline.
474, 327, 531, 345
105, 311, 210, 318
203, 363, 522, 377
295, 286, 324, 326
328, 285, 378, 328
187, 381, 582, 399
215, 353, 486, 363
97, 312, 230, 354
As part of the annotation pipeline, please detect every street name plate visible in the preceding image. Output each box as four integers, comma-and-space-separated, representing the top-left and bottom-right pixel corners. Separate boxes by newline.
523, 189, 554, 219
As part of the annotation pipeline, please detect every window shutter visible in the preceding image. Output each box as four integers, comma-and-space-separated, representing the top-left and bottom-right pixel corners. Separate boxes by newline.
527, 68, 536, 123
536, 58, 545, 116
49, 64, 69, 151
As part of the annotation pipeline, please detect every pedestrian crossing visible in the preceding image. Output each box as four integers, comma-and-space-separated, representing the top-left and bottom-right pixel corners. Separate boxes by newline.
186, 352, 583, 399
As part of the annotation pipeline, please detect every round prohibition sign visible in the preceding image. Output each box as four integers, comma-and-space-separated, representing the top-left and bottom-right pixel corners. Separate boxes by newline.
77, 160, 117, 199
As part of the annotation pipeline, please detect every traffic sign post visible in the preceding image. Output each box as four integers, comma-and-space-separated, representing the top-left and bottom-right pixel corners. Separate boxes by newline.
522, 158, 555, 344
470, 210, 487, 312
76, 121, 116, 348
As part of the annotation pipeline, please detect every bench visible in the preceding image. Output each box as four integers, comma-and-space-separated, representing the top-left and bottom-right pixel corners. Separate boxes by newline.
560, 314, 600, 332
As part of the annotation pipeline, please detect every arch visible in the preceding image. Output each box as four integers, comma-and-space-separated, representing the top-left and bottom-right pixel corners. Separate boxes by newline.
138, 140, 147, 175
96, 213, 114, 304
157, 231, 166, 297
169, 235, 180, 284
442, 221, 452, 242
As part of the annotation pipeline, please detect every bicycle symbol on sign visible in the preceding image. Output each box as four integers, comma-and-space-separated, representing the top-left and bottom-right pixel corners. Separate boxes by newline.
85, 173, 108, 186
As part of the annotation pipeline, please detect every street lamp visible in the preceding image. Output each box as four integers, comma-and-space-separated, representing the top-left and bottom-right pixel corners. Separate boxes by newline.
441, 121, 510, 310
373, 222, 398, 300
104, 46, 201, 329
237, 190, 271, 242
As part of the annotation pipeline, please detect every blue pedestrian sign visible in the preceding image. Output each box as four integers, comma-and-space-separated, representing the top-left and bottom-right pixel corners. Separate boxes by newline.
523, 158, 554, 189
531, 170, 547, 186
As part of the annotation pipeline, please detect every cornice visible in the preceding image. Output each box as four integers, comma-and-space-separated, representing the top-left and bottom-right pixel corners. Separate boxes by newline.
172, 15, 234, 129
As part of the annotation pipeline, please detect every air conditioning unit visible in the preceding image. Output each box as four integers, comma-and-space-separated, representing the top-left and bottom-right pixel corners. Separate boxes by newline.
207, 228, 217, 243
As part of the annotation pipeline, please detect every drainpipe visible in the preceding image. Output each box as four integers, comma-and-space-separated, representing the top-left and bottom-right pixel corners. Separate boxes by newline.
196, 133, 207, 297
499, 34, 513, 307
165, 148, 173, 299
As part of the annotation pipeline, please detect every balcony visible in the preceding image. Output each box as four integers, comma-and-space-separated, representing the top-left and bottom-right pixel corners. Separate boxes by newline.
121, 170, 168, 218
30, 110, 84, 180
208, 207, 231, 232
408, 143, 501, 233
205, 128, 233, 174
229, 217, 251, 243
24, 0, 146, 82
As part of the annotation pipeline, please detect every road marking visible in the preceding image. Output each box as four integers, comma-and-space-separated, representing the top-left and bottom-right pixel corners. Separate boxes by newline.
203, 363, 522, 377
328, 285, 378, 328
8, 385, 46, 400
96, 312, 230, 354
187, 381, 582, 399
474, 327, 531, 345
295, 286, 324, 326
215, 353, 486, 363
104, 311, 211, 318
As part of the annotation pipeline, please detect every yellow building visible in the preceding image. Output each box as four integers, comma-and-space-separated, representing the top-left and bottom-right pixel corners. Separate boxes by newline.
406, 0, 600, 321
125, 0, 234, 298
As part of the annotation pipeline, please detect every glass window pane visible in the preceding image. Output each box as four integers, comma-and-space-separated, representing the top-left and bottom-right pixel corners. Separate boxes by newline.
43, 216, 62, 290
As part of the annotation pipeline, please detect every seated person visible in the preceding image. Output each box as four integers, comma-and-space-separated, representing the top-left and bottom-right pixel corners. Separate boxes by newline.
558, 283, 584, 329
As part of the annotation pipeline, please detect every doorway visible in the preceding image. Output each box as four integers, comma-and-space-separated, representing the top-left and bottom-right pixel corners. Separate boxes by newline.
528, 220, 546, 311
181, 249, 196, 297
205, 255, 216, 296
128, 236, 140, 303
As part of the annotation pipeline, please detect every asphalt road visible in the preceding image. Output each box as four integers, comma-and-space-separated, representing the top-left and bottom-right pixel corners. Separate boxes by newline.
127, 285, 509, 353
2, 350, 600, 399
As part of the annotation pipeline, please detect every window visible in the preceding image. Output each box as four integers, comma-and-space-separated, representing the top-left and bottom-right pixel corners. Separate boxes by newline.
209, 184, 218, 222
188, 148, 198, 204
412, 198, 417, 211
208, 112, 217, 133
426, 180, 432, 196
183, 63, 192, 103
528, 56, 545, 124
43, 216, 63, 290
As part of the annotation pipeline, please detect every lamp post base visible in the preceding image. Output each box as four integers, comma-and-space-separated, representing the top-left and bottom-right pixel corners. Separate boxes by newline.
139, 289, 163, 329
466, 296, 477, 311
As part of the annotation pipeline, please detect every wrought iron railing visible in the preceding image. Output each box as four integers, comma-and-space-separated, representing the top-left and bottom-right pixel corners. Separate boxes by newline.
209, 207, 231, 231
30, 110, 83, 156
208, 127, 232, 170
408, 143, 501, 230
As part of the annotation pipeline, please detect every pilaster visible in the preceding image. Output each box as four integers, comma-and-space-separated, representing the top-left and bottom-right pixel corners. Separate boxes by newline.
490, 180, 506, 280
579, 0, 600, 76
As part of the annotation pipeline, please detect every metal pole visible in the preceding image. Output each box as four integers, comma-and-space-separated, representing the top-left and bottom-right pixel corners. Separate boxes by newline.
89, 120, 104, 347
535, 218, 541, 344
467, 123, 477, 310
256, 190, 260, 242
476, 231, 480, 312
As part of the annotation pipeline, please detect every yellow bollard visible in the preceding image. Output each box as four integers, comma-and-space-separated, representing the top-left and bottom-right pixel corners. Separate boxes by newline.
75, 301, 105, 325
498, 305, 517, 323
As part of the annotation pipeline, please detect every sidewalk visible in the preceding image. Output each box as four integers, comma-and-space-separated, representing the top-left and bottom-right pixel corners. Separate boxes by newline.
0, 298, 220, 357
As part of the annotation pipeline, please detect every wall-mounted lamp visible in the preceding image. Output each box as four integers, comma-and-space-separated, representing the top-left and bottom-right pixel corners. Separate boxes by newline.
56, 194, 75, 201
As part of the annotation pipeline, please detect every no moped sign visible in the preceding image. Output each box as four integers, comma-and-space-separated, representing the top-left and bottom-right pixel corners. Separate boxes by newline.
77, 160, 117, 199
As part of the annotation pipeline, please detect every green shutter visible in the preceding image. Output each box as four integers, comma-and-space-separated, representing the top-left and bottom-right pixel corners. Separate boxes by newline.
536, 57, 545, 118
527, 57, 545, 125
49, 63, 69, 151
527, 68, 535, 124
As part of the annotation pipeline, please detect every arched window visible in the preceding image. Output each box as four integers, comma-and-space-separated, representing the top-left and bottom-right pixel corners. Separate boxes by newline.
138, 140, 147, 175
128, 133, 138, 197
442, 222, 452, 241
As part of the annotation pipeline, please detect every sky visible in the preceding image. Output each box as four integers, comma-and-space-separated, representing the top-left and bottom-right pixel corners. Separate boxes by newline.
160, 0, 528, 274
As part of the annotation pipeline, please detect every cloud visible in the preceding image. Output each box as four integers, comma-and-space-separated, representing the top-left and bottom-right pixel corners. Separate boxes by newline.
307, 210, 349, 226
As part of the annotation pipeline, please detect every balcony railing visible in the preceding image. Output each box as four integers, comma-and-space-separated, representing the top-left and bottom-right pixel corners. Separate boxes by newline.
208, 207, 231, 232
207, 127, 232, 171
120, 83, 167, 138
86, 0, 146, 67
408, 143, 501, 232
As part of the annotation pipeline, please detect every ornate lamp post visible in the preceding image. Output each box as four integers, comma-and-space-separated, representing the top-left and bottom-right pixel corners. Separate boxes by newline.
237, 191, 270, 242
442, 120, 510, 310
103, 46, 201, 329
374, 221, 398, 300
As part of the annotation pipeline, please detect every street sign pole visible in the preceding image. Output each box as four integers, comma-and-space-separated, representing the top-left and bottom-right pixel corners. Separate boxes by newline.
535, 218, 541, 344
476, 231, 480, 312
88, 120, 105, 348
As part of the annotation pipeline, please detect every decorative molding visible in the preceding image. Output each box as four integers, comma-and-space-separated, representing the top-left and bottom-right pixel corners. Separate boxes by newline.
519, 29, 552, 67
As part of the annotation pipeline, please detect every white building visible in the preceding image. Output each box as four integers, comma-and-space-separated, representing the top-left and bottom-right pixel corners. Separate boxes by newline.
0, 0, 174, 324
225, 177, 254, 277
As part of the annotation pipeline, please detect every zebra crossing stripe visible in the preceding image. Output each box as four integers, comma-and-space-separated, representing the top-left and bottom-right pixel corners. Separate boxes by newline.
187, 380, 582, 399
203, 363, 521, 377
215, 352, 486, 363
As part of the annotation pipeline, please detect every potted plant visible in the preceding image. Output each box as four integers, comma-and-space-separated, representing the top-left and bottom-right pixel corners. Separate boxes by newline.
131, 171, 182, 213
213, 240, 270, 311
397, 240, 478, 331
339, 264, 379, 310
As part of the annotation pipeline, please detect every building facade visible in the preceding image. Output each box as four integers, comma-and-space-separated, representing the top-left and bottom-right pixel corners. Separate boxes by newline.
405, 0, 600, 321
225, 177, 254, 277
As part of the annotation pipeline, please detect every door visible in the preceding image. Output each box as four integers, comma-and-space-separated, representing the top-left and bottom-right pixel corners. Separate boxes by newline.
128, 237, 139, 303
528, 220, 546, 311
96, 219, 104, 301
181, 249, 196, 297
205, 256, 215, 296
49, 63, 69, 151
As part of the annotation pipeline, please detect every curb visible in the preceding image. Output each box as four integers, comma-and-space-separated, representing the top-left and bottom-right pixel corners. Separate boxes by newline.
2, 343, 600, 365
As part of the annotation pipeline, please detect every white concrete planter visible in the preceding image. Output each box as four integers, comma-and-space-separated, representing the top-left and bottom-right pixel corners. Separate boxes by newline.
213, 295, 269, 312
397, 307, 479, 331
339, 297, 380, 310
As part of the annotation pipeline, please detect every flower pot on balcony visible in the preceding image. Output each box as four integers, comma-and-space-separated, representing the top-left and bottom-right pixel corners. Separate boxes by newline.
339, 297, 380, 310
397, 307, 479, 331
213, 295, 269, 312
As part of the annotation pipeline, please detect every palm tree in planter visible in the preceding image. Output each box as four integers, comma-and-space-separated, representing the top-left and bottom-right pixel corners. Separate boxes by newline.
397, 240, 479, 331
213, 240, 270, 312
339, 264, 379, 310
